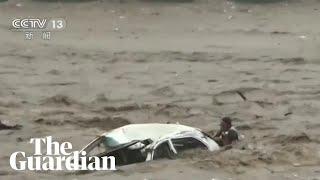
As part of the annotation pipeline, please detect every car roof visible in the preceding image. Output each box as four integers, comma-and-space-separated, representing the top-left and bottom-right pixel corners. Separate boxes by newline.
101, 123, 199, 145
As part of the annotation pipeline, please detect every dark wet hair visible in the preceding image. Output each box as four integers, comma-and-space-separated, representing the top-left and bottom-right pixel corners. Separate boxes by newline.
222, 117, 232, 126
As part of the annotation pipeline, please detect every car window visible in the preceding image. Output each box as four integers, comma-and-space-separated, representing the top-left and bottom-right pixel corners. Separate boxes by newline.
171, 137, 206, 152
83, 136, 116, 157
103, 137, 119, 148
153, 141, 175, 160
102, 140, 147, 166
85, 137, 108, 157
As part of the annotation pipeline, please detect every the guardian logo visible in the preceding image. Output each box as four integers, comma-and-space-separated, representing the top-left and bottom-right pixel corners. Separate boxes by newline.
9, 136, 116, 171
12, 18, 47, 29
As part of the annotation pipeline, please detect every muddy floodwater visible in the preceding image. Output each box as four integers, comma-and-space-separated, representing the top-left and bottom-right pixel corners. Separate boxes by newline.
0, 0, 320, 179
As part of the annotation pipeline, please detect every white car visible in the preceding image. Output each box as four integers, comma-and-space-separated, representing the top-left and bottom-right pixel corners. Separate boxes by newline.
80, 123, 220, 166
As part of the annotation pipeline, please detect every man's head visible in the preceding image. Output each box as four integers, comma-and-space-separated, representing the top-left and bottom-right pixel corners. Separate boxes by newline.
220, 117, 232, 131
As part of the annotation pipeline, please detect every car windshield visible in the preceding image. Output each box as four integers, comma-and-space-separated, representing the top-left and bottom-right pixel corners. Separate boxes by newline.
84, 136, 122, 157
102, 136, 120, 148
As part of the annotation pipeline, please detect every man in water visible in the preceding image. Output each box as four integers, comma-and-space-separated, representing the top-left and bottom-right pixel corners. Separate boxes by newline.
213, 117, 239, 147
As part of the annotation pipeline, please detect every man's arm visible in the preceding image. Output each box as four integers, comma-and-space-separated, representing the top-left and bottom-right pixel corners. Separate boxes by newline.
213, 130, 222, 138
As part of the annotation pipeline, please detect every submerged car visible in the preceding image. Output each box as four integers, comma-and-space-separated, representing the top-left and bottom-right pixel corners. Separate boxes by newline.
80, 123, 220, 166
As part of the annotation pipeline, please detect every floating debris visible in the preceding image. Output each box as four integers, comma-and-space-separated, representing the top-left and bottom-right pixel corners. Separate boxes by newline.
0, 120, 22, 130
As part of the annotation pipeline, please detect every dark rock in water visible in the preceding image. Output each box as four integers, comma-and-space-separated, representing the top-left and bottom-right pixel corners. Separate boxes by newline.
0, 120, 22, 130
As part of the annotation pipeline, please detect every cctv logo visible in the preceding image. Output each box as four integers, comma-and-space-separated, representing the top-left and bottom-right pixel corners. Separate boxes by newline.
12, 18, 47, 29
